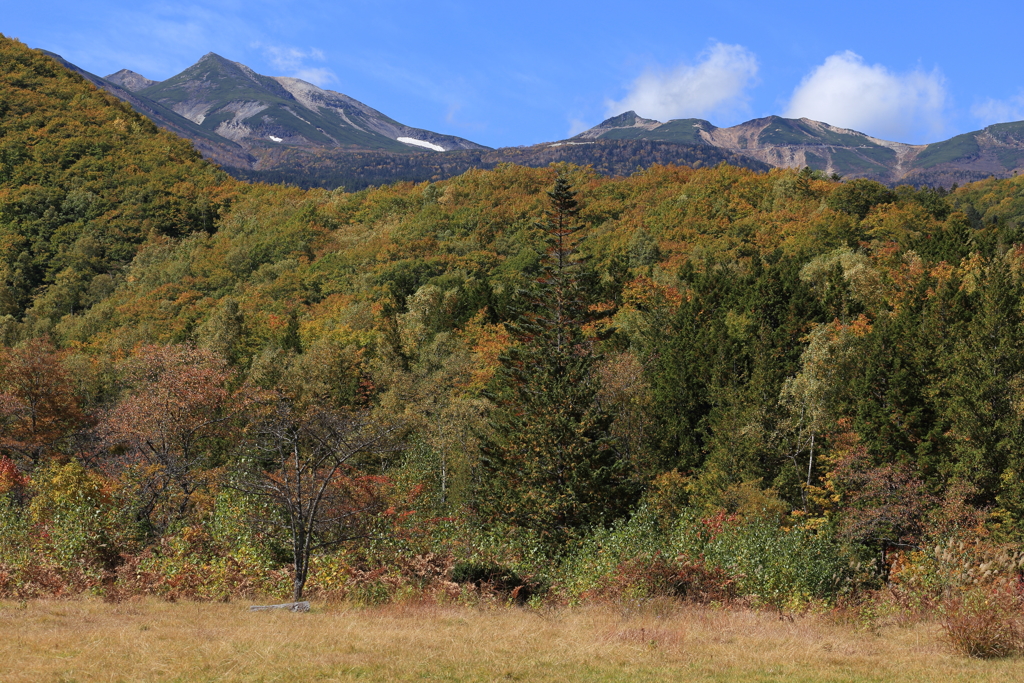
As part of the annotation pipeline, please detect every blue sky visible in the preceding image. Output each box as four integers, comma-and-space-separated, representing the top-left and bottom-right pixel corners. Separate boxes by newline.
6, 0, 1024, 148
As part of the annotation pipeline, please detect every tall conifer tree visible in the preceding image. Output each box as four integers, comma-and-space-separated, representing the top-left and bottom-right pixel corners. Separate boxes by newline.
480, 176, 630, 543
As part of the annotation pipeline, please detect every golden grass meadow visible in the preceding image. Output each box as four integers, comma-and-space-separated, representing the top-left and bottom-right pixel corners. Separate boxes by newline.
1, 598, 1023, 682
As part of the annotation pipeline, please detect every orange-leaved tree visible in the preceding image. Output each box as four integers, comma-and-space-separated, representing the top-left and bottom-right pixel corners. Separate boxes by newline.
0, 338, 90, 468
98, 344, 252, 535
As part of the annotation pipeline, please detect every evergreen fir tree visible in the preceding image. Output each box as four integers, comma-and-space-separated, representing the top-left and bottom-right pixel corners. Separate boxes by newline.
479, 177, 631, 544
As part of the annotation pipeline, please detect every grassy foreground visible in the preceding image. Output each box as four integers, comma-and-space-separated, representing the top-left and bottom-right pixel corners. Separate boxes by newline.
0, 599, 1021, 682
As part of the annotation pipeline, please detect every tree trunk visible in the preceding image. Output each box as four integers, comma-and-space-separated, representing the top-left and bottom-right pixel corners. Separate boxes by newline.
293, 533, 309, 602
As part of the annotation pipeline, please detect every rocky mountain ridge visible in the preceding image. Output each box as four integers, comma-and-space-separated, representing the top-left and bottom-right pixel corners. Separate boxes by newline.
37, 50, 487, 175
38, 50, 257, 169
572, 111, 1024, 186
34, 49, 1024, 190
133, 53, 486, 156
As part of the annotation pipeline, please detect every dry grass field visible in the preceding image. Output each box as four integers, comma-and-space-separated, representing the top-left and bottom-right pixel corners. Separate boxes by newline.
1, 598, 1022, 682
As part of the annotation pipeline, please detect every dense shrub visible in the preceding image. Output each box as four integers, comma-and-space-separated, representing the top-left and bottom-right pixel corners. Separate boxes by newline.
889, 537, 1024, 656
893, 538, 1024, 601
584, 554, 737, 604
940, 588, 1023, 658
559, 506, 850, 607
28, 461, 120, 572
675, 515, 853, 607
107, 525, 289, 601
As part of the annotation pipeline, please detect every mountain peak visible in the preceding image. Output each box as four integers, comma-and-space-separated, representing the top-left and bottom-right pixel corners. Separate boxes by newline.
599, 111, 661, 128
125, 52, 487, 154
104, 69, 157, 92
573, 112, 713, 144
572, 111, 663, 140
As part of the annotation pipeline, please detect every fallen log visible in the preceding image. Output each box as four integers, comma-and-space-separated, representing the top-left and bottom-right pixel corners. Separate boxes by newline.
249, 601, 310, 612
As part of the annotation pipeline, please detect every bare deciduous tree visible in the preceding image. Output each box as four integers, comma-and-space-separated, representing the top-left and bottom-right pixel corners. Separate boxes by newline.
233, 400, 399, 601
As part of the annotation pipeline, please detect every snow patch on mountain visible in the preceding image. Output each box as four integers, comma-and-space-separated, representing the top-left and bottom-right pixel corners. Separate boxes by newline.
398, 137, 446, 152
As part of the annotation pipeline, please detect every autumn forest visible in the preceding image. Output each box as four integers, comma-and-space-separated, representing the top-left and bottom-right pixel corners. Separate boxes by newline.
3, 34, 1024, 655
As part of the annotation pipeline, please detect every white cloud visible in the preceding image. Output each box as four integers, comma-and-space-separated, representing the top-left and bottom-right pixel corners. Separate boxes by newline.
445, 103, 462, 124
291, 68, 336, 87
67, 3, 255, 79
972, 92, 1024, 126
606, 43, 759, 122
256, 44, 336, 86
784, 51, 947, 143
567, 118, 591, 137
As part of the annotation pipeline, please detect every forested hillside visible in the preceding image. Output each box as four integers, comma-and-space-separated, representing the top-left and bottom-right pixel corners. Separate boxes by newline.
0, 37, 238, 332
2, 34, 1024, 632
231, 138, 770, 190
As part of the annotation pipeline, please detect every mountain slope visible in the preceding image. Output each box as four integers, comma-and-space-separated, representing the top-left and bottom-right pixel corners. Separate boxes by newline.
135, 53, 486, 155
572, 110, 712, 145
574, 112, 919, 182
32, 45, 1024, 189
37, 51, 761, 189
36, 49, 487, 176
901, 121, 1024, 186
232, 138, 771, 190
0, 35, 238, 321
38, 50, 256, 169
575, 112, 1024, 186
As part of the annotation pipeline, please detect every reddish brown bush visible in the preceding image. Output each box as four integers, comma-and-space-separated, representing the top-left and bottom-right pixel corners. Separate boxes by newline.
940, 589, 1024, 658
587, 554, 737, 604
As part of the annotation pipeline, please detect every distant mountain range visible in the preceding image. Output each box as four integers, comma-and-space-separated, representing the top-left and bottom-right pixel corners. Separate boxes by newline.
571, 111, 1024, 187
37, 50, 1024, 190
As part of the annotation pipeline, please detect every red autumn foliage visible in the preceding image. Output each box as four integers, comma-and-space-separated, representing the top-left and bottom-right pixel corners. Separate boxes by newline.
98, 344, 252, 529
829, 427, 935, 545
0, 455, 27, 494
0, 338, 89, 465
